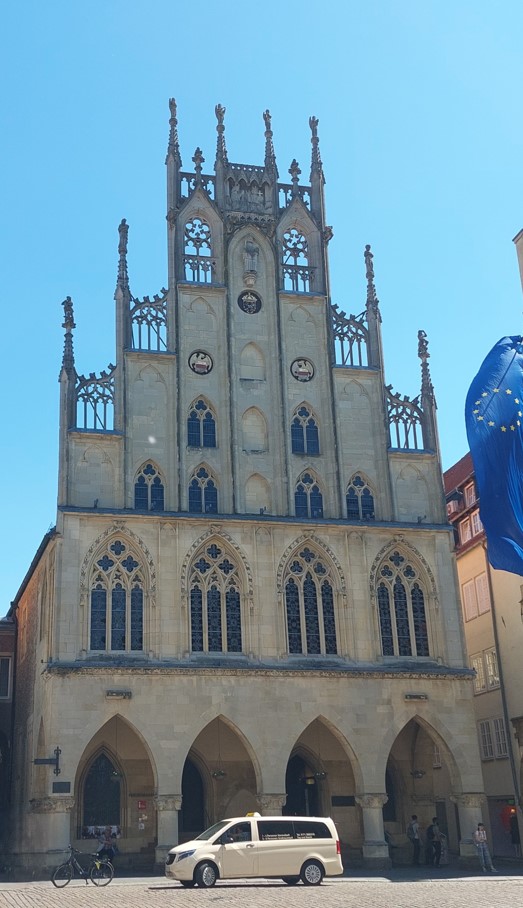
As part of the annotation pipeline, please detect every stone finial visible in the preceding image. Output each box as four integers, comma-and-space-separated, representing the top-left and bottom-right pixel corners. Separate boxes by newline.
193, 147, 204, 184
167, 97, 181, 164
263, 109, 277, 173
215, 103, 228, 165
309, 115, 323, 175
418, 329, 435, 400
117, 218, 129, 291
61, 296, 76, 376
289, 159, 301, 196
364, 244, 380, 315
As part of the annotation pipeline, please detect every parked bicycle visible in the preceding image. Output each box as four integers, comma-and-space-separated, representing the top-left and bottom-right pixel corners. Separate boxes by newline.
51, 844, 114, 887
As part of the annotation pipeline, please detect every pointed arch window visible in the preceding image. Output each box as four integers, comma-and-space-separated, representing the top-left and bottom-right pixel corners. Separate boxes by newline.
134, 463, 164, 511
346, 474, 375, 520
284, 547, 337, 655
187, 399, 217, 448
291, 406, 320, 455
82, 752, 121, 830
376, 551, 429, 657
282, 228, 313, 292
295, 472, 323, 519
89, 539, 144, 652
189, 543, 243, 653
184, 218, 214, 283
188, 467, 218, 514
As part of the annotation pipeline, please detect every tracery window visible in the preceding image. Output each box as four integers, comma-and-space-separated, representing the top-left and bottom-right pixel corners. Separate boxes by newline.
284, 547, 337, 655
188, 467, 218, 514
184, 218, 214, 283
282, 228, 313, 292
376, 551, 429, 657
187, 399, 217, 448
291, 406, 320, 455
189, 543, 242, 653
346, 474, 375, 520
89, 539, 144, 652
134, 463, 165, 511
295, 472, 323, 519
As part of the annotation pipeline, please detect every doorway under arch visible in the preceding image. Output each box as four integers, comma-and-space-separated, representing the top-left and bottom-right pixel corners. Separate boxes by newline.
283, 754, 319, 816
179, 758, 205, 842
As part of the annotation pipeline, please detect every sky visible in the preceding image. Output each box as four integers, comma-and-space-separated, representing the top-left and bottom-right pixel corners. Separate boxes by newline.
1, 1, 522, 608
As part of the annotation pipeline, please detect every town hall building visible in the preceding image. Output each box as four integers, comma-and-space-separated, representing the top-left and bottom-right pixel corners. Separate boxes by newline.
6, 101, 485, 876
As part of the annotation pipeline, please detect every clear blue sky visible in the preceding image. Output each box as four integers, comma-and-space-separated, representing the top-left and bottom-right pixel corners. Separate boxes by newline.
2, 1, 522, 607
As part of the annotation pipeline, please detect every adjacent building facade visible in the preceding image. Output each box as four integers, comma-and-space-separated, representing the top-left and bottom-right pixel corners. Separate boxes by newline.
7, 101, 485, 876
444, 455, 523, 859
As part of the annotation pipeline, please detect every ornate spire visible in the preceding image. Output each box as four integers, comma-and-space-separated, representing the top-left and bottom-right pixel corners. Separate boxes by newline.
289, 159, 301, 197
61, 296, 76, 376
364, 244, 380, 316
309, 115, 323, 176
215, 103, 228, 166
167, 97, 181, 165
193, 147, 204, 185
117, 218, 129, 292
418, 329, 435, 400
263, 109, 277, 174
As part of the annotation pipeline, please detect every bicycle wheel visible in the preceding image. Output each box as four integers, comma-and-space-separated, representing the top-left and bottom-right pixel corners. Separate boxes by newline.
52, 863, 73, 887
90, 859, 114, 886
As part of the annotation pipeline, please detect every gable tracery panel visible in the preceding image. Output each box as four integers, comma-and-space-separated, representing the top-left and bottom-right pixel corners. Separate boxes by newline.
184, 217, 214, 283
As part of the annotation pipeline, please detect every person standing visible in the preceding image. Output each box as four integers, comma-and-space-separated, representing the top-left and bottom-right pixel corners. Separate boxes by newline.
407, 815, 422, 865
426, 817, 442, 868
473, 822, 498, 873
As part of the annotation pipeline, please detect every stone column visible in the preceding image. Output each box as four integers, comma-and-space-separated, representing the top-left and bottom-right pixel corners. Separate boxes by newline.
28, 796, 76, 877
451, 792, 486, 861
154, 794, 182, 866
257, 794, 287, 816
355, 794, 391, 869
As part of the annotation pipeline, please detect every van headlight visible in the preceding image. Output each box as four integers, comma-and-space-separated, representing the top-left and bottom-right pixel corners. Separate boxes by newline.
176, 850, 196, 862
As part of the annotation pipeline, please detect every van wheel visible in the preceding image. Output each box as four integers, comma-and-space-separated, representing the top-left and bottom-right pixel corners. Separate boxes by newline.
282, 876, 300, 885
195, 862, 218, 888
179, 880, 196, 888
301, 860, 324, 886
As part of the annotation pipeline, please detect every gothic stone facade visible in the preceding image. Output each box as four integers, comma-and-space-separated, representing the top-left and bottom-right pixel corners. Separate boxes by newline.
8, 102, 485, 876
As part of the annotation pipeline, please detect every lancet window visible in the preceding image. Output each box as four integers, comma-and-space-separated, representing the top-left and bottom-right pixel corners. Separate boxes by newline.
376, 551, 429, 657
291, 406, 320, 455
187, 399, 217, 448
188, 467, 218, 514
134, 463, 165, 511
89, 539, 144, 652
284, 547, 337, 655
189, 543, 243, 653
295, 472, 323, 519
346, 474, 375, 520
282, 228, 313, 292
184, 218, 214, 283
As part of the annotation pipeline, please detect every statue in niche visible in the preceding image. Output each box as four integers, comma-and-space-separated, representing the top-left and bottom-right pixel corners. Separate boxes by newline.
243, 236, 260, 286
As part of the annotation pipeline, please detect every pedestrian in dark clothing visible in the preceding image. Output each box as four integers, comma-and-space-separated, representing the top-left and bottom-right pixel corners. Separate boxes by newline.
426, 817, 442, 868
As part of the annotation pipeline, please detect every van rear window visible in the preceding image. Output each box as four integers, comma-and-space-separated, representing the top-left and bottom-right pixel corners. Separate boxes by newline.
257, 820, 332, 840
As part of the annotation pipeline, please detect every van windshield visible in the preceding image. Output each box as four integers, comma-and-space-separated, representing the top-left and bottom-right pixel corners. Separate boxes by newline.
194, 821, 231, 841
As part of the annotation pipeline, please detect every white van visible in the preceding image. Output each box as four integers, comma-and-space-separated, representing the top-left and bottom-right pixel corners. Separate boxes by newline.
165, 814, 343, 887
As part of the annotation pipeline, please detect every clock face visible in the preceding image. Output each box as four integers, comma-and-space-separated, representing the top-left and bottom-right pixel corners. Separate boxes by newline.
290, 358, 315, 382
189, 351, 213, 375
238, 290, 262, 314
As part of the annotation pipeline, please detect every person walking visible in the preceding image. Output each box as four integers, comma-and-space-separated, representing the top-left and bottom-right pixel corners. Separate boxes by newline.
473, 822, 498, 873
407, 814, 422, 865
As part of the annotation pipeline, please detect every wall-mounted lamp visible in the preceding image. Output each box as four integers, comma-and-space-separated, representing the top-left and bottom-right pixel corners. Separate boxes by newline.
410, 769, 426, 779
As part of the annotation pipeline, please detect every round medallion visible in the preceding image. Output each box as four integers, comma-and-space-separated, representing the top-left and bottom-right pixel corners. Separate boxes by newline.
238, 290, 262, 314
290, 358, 315, 382
189, 351, 213, 375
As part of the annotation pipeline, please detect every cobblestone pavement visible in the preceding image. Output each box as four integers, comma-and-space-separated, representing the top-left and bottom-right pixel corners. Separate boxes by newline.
0, 873, 523, 908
